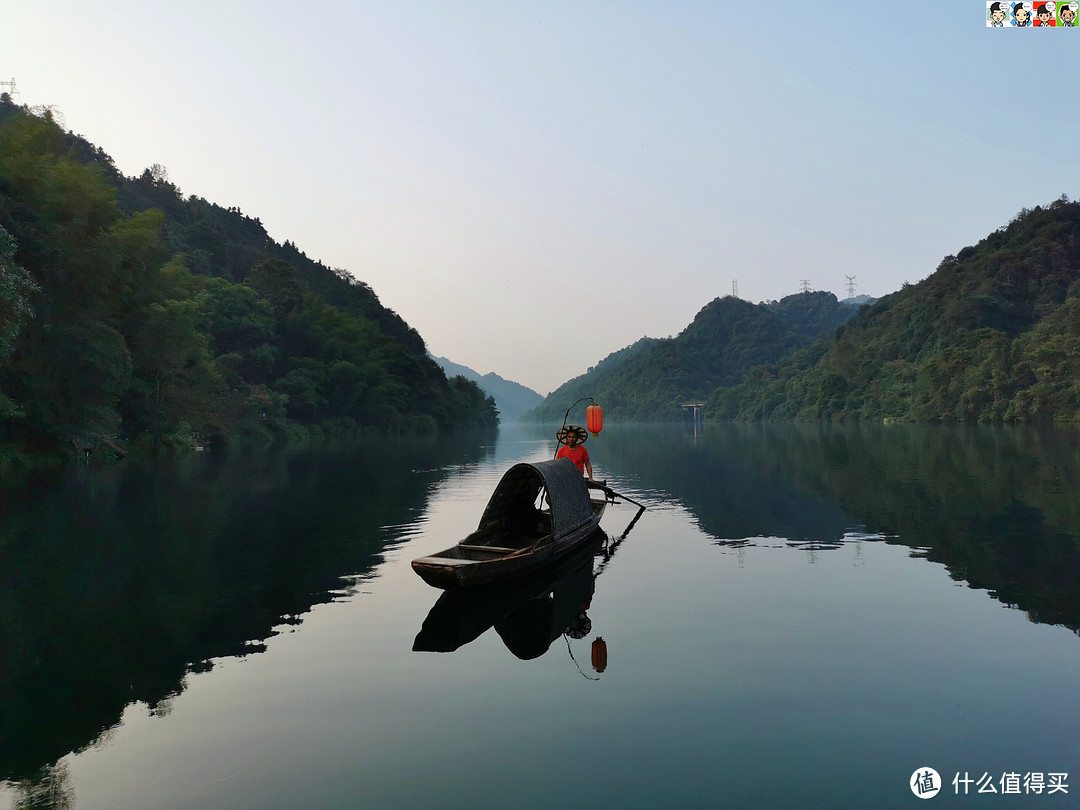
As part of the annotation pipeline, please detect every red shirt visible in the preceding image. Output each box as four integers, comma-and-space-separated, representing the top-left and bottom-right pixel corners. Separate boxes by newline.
555, 444, 590, 474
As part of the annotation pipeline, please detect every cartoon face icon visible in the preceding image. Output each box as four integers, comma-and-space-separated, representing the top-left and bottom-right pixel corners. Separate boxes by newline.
1014, 4, 1031, 23
1037, 6, 1053, 21
989, 2, 1008, 21
1060, 2, 1076, 21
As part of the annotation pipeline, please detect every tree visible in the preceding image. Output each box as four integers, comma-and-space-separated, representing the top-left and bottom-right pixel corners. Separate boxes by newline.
244, 259, 302, 314
0, 224, 35, 361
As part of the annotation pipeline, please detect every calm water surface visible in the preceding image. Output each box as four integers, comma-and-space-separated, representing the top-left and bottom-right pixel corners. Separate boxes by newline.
1, 424, 1078, 809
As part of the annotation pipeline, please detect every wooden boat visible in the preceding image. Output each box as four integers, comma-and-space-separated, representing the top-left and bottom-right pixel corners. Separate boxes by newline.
413, 528, 606, 653
411, 458, 611, 589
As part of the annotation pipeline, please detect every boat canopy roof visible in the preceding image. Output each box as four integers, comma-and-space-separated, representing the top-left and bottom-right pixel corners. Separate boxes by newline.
478, 458, 594, 541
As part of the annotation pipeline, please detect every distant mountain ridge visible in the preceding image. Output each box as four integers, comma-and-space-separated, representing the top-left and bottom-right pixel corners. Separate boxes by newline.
431, 356, 543, 422
525, 291, 864, 422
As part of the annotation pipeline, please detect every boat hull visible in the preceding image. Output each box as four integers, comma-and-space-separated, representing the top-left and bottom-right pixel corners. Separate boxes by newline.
414, 529, 605, 654
411, 500, 606, 589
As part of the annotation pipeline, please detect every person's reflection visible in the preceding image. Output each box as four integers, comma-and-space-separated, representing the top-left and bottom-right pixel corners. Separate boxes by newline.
414, 530, 611, 672
565, 581, 608, 678
565, 604, 592, 640
494, 548, 597, 660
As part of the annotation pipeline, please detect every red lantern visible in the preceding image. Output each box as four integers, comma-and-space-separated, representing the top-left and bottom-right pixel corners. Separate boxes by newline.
591, 637, 608, 673
586, 404, 603, 437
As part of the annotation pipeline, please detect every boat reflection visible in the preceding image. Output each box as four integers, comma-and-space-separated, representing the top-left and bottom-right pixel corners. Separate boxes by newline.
414, 527, 621, 673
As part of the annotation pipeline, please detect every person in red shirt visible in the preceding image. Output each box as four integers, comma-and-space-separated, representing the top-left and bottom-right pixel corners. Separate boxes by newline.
555, 426, 594, 480
1034, 2, 1056, 24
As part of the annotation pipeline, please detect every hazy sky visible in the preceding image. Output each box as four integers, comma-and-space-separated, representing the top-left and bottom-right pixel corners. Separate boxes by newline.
7, 2, 1079, 394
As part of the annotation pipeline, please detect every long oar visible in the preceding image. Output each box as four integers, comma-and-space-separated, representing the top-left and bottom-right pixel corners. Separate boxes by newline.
616, 503, 646, 539
589, 480, 647, 511
587, 480, 647, 539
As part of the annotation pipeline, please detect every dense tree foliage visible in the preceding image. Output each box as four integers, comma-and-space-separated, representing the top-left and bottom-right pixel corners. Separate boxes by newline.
709, 198, 1080, 423
525, 292, 858, 422
0, 224, 35, 365
431, 355, 543, 422
0, 102, 496, 460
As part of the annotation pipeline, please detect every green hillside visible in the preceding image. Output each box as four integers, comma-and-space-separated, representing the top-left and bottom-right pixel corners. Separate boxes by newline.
709, 198, 1080, 422
523, 337, 656, 423
0, 101, 496, 462
526, 292, 858, 422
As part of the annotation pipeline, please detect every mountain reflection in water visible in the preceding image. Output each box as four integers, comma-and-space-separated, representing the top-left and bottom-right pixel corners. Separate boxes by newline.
599, 423, 1080, 633
0, 434, 495, 783
2, 424, 1079, 810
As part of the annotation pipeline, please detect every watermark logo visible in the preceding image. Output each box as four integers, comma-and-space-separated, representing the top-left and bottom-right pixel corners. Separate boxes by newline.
911, 768, 942, 799
910, 768, 1069, 797
952, 771, 1069, 795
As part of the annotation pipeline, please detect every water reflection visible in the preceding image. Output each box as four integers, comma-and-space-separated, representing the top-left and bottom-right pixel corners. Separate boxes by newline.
3, 763, 74, 810
414, 528, 615, 674
0, 432, 495, 783
713, 531, 890, 553
5, 422, 1080, 807
599, 422, 1080, 631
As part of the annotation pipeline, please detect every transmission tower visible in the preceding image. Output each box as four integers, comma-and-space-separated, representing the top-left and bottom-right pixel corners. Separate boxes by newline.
0, 78, 19, 103
799, 279, 812, 293
732, 279, 738, 298
844, 275, 857, 298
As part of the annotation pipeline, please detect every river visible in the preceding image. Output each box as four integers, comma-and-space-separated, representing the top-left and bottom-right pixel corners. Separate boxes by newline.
1, 423, 1077, 808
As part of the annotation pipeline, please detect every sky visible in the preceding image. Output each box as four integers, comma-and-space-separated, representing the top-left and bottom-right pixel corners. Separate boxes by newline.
6, 2, 1080, 394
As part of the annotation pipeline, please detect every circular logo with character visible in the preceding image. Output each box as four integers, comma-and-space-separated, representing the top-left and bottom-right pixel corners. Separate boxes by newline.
911, 768, 942, 799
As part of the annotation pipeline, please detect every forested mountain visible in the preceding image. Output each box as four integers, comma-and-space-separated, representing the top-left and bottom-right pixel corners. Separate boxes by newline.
525, 292, 859, 422
709, 197, 1080, 422
431, 356, 542, 422
0, 101, 496, 461
522, 338, 657, 423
